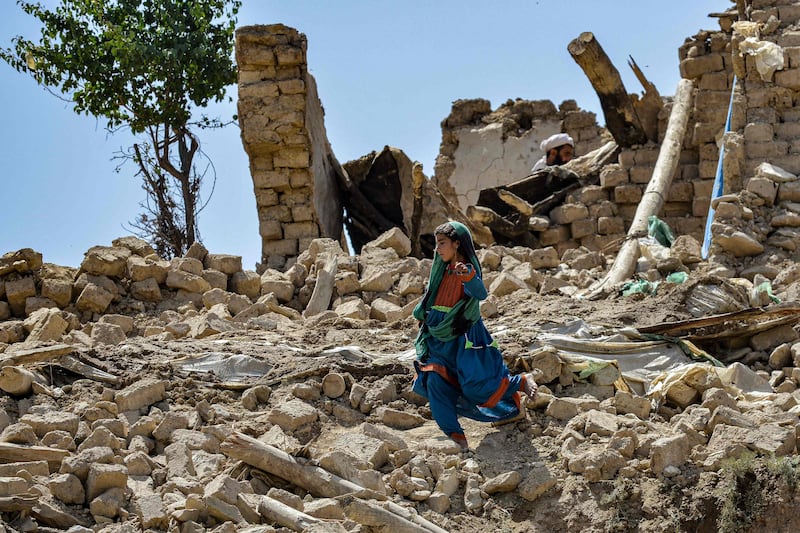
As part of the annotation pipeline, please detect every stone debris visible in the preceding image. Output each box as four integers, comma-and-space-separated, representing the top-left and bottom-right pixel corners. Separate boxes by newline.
0, 224, 797, 531
5, 0, 800, 530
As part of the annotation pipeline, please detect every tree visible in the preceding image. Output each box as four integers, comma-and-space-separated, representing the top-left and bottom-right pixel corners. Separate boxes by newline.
2, 0, 241, 258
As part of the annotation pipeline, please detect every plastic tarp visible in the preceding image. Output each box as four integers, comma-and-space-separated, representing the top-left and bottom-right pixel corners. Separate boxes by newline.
648, 361, 774, 405
533, 331, 691, 395
531, 321, 774, 401
738, 37, 784, 80
172, 352, 273, 383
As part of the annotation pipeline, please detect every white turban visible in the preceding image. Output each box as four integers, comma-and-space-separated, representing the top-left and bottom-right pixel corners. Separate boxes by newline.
540, 133, 574, 152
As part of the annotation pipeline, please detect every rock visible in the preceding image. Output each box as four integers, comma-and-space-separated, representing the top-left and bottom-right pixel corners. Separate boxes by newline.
756, 162, 796, 183
480, 471, 522, 494
130, 278, 162, 302
665, 380, 699, 409
40, 278, 72, 308
369, 298, 404, 322
204, 254, 242, 275
489, 272, 528, 297
517, 463, 557, 502
112, 235, 156, 257
202, 268, 228, 290
545, 397, 600, 420
700, 388, 738, 412
75, 283, 114, 314
769, 343, 793, 370
707, 423, 795, 457
24, 308, 68, 343
229, 270, 261, 300
367, 227, 412, 258
379, 407, 425, 430
584, 410, 619, 437
267, 399, 318, 432
614, 391, 651, 419
19, 411, 79, 438
5, 277, 36, 317
135, 493, 168, 530
81, 246, 131, 277
330, 433, 389, 469
166, 270, 212, 293
48, 473, 85, 504
115, 379, 167, 413
260, 270, 295, 302
90, 486, 126, 519
745, 176, 778, 205
649, 433, 689, 475
86, 463, 128, 502
750, 324, 798, 352
90, 322, 126, 346
127, 255, 169, 283
670, 235, 702, 264
319, 451, 386, 494
716, 231, 764, 257
463, 475, 483, 514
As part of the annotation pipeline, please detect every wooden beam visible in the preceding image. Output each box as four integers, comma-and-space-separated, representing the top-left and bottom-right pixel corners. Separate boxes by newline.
221, 432, 368, 499
569, 32, 647, 147
410, 161, 426, 258
581, 78, 695, 299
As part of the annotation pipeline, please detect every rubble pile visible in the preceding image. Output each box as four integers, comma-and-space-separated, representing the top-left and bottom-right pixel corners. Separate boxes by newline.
0, 220, 799, 530
711, 161, 800, 258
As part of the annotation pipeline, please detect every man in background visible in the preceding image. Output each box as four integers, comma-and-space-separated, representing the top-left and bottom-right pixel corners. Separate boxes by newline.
531, 133, 574, 172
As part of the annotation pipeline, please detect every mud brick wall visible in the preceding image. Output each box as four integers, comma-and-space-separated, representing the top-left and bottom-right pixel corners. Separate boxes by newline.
540, 0, 800, 257
434, 98, 607, 212
236, 24, 342, 271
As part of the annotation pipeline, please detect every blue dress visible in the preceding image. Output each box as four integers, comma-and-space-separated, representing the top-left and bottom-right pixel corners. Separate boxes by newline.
413, 269, 524, 441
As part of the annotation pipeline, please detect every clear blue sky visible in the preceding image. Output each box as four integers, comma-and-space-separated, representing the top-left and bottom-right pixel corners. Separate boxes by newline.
0, 1, 718, 270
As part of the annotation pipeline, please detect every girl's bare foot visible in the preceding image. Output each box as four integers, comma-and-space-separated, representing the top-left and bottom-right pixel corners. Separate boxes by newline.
522, 373, 538, 401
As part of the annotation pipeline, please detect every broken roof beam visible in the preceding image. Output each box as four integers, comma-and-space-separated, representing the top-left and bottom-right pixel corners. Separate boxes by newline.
580, 78, 696, 299
569, 32, 648, 147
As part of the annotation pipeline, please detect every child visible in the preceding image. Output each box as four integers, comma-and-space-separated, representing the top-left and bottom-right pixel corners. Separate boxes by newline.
412, 221, 537, 451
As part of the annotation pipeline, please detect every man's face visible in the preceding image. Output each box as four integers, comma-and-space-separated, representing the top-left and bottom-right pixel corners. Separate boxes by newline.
546, 144, 573, 166
558, 145, 574, 163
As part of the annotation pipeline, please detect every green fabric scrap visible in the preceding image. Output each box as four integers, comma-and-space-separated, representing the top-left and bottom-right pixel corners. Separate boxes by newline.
648, 215, 676, 247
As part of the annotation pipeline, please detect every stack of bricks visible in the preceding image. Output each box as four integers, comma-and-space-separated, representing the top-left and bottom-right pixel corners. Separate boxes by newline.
669, 0, 800, 242
235, 24, 320, 270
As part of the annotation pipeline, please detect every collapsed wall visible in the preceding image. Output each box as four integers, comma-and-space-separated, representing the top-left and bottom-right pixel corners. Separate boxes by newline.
233, 4, 800, 269
434, 98, 608, 212
235, 25, 344, 272
430, 1, 800, 262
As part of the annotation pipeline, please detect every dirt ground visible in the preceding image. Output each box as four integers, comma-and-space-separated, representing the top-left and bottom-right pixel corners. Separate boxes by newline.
27, 261, 793, 533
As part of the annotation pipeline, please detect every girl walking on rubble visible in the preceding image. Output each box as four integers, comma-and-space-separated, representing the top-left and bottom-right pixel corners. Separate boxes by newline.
412, 221, 538, 451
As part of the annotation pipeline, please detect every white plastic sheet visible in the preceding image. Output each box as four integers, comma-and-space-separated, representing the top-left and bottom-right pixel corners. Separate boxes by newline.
738, 37, 784, 80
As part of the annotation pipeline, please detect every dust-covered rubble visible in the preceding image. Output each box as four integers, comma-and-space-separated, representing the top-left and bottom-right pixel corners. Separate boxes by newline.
1, 209, 800, 531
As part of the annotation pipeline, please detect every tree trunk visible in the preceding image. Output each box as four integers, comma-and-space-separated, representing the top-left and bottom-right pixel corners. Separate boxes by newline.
339, 495, 444, 533
220, 432, 370, 498
256, 495, 333, 532
303, 254, 338, 318
628, 55, 663, 143
220, 432, 448, 533
410, 162, 426, 258
0, 442, 69, 467
581, 78, 695, 299
177, 128, 199, 248
569, 32, 647, 147
0, 343, 73, 366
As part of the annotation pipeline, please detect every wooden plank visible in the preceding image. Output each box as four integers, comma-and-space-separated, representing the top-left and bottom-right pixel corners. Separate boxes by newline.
569, 32, 647, 147
581, 78, 695, 299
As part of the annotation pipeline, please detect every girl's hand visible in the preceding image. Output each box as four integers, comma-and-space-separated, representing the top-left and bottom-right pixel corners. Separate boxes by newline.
453, 262, 471, 275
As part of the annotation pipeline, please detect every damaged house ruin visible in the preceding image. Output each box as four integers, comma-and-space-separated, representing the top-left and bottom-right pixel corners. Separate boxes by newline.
236, 3, 799, 275
3, 2, 800, 531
